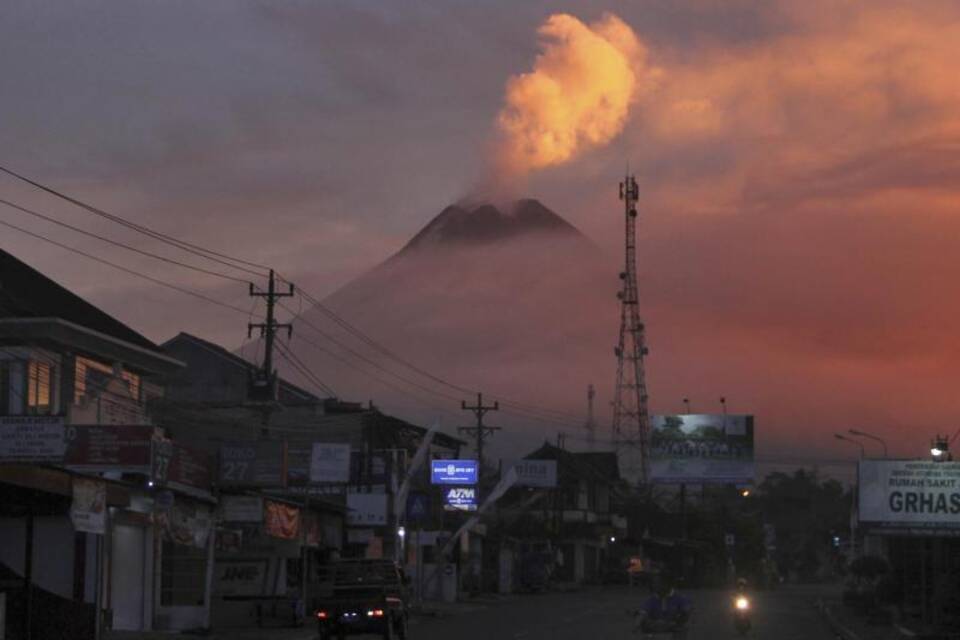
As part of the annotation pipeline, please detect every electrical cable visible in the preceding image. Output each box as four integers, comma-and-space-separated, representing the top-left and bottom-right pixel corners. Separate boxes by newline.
0, 163, 270, 277
0, 216, 254, 315
0, 197, 252, 284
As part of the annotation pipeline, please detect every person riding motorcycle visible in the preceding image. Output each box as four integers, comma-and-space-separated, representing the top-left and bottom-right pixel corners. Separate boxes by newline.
637, 574, 692, 634
732, 578, 752, 636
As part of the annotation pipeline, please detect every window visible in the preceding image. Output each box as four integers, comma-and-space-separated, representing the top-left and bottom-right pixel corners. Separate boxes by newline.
1, 359, 55, 416
74, 356, 141, 404
26, 360, 53, 414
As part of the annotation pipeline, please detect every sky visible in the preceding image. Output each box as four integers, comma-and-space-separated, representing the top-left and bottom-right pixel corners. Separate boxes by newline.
3, 1, 960, 469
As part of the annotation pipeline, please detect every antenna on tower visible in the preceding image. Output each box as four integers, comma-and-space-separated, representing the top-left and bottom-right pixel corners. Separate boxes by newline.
612, 173, 651, 482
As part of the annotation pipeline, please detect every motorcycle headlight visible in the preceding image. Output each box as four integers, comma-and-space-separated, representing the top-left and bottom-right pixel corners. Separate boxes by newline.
735, 597, 750, 610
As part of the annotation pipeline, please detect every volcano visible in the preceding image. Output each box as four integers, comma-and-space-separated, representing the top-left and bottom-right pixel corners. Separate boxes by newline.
287, 198, 616, 451
400, 198, 584, 253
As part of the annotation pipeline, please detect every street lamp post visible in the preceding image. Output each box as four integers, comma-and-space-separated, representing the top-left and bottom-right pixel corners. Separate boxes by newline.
848, 429, 888, 458
833, 434, 864, 560
835, 433, 865, 458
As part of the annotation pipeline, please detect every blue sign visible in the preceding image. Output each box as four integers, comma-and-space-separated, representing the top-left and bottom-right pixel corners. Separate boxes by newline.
430, 459, 479, 485
406, 492, 430, 523
444, 487, 478, 511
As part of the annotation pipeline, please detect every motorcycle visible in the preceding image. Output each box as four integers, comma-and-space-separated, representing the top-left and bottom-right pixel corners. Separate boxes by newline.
733, 594, 752, 637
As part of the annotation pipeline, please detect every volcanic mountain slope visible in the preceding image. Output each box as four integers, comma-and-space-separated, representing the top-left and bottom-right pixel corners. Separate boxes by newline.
287, 199, 618, 444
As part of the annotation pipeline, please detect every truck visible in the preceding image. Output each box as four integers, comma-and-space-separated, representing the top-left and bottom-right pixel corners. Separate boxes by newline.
314, 559, 411, 640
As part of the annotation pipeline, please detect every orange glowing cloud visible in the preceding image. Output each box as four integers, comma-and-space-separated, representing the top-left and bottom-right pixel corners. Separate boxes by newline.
496, 13, 648, 176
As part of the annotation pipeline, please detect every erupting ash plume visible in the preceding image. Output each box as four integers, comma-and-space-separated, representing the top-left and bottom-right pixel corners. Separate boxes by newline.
496, 13, 645, 176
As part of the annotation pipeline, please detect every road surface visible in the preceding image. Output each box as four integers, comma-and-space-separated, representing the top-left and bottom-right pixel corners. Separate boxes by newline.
411, 586, 836, 640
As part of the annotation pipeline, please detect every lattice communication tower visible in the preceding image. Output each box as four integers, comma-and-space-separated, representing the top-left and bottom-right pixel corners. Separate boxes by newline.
611, 175, 651, 481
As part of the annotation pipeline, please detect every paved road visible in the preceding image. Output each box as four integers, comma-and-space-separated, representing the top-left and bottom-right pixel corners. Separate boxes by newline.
411, 586, 837, 640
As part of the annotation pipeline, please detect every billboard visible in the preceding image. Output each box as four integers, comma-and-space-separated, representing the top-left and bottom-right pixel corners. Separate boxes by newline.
859, 460, 960, 535
0, 417, 65, 462
219, 441, 287, 487
514, 460, 557, 487
649, 414, 755, 484
443, 487, 478, 511
431, 459, 478, 485
309, 443, 352, 483
63, 424, 154, 472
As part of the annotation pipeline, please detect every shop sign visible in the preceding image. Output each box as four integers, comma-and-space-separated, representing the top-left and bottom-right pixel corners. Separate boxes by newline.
219, 441, 287, 487
220, 496, 264, 523
70, 477, 106, 535
0, 416, 65, 462
443, 487, 478, 511
430, 459, 478, 485
167, 443, 213, 497
514, 460, 557, 487
859, 460, 960, 534
63, 424, 153, 471
309, 443, 352, 483
264, 500, 301, 540
346, 493, 388, 526
214, 559, 268, 597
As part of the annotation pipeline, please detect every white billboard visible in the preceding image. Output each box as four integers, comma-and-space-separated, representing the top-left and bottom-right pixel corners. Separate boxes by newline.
309, 443, 351, 483
0, 416, 65, 462
514, 460, 557, 487
859, 460, 960, 534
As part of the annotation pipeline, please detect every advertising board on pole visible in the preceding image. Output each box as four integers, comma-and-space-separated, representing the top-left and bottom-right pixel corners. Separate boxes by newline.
309, 443, 352, 483
430, 459, 478, 485
514, 460, 557, 487
0, 416, 65, 462
859, 460, 960, 535
649, 414, 755, 484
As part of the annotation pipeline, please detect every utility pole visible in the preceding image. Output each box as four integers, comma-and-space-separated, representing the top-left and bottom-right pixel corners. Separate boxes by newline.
248, 269, 294, 432
458, 393, 500, 473
585, 384, 596, 451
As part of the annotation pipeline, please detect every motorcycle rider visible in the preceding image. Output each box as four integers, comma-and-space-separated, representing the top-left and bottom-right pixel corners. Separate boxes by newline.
637, 574, 692, 634
732, 577, 752, 636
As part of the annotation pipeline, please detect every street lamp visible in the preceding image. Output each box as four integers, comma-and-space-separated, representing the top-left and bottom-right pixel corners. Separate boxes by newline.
848, 429, 888, 458
931, 435, 950, 462
834, 433, 865, 458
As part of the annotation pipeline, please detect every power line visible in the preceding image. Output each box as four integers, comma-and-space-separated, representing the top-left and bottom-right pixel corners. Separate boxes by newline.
0, 165, 592, 426
0, 216, 253, 315
274, 339, 336, 398
0, 197, 252, 284
0, 163, 270, 278
286, 283, 588, 422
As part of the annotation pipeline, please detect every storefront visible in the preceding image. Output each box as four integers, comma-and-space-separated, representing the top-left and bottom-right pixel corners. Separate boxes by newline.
858, 459, 960, 630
